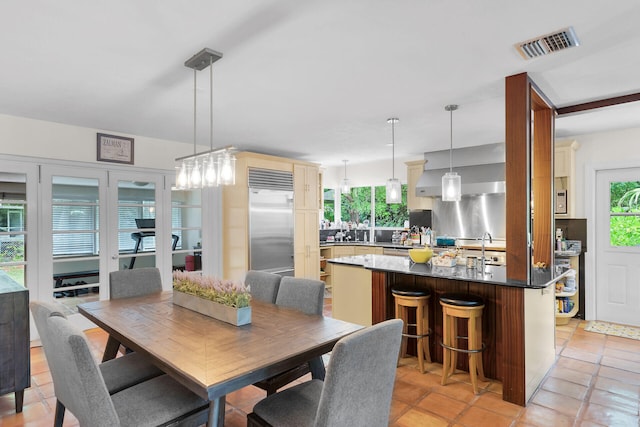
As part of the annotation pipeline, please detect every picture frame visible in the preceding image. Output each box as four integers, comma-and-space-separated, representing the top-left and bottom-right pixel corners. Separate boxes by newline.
97, 133, 134, 165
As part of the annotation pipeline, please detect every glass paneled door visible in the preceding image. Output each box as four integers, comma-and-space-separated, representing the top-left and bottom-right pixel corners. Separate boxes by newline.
40, 166, 107, 326
107, 172, 165, 277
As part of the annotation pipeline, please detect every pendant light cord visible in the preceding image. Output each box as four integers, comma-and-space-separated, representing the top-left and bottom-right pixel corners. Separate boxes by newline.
391, 119, 395, 179
449, 107, 453, 173
343, 160, 347, 179
193, 68, 197, 156
210, 56, 213, 151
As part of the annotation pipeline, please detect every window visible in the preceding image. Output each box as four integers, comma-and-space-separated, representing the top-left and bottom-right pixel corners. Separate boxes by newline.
338, 184, 409, 227
610, 181, 640, 247
374, 184, 408, 227
341, 186, 372, 224
52, 179, 99, 256
323, 189, 335, 222
0, 176, 27, 285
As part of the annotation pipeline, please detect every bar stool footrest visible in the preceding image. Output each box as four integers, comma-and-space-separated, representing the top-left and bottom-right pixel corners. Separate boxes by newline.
439, 340, 486, 354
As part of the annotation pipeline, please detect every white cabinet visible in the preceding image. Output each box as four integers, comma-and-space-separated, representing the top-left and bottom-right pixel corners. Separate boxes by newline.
554, 140, 579, 218
406, 160, 433, 210
555, 255, 579, 325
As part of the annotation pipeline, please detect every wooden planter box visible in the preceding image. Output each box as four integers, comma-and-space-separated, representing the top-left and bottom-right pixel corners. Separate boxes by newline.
172, 291, 251, 326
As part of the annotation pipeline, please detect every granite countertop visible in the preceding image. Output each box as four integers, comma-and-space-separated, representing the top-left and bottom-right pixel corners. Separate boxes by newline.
328, 254, 568, 289
320, 242, 412, 249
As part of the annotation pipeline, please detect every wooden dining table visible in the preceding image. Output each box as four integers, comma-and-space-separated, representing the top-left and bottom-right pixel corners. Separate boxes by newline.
78, 292, 363, 427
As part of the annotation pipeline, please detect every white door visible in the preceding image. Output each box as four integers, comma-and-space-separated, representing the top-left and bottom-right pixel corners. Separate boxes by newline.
107, 171, 164, 277
40, 166, 108, 329
595, 167, 640, 326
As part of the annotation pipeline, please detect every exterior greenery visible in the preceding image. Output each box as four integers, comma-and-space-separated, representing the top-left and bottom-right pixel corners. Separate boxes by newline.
336, 185, 408, 227
610, 182, 640, 247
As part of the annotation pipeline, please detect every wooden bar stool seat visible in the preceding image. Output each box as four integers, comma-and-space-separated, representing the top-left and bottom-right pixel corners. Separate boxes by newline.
391, 286, 431, 373
440, 293, 486, 394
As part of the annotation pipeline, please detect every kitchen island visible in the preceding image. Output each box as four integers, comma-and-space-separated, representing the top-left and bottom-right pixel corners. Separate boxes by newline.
328, 254, 568, 406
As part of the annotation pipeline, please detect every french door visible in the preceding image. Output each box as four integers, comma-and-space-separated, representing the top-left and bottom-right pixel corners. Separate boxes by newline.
39, 168, 167, 325
595, 167, 640, 326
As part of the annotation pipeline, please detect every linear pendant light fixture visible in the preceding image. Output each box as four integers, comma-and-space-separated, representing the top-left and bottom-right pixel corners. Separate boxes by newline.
386, 118, 401, 204
340, 160, 351, 194
175, 48, 236, 190
442, 104, 461, 202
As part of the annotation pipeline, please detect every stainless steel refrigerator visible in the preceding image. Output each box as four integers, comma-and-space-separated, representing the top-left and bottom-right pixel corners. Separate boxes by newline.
248, 169, 295, 276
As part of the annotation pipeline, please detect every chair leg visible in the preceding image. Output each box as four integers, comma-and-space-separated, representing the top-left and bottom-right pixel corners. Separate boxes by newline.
416, 304, 425, 374
422, 303, 431, 363
441, 312, 451, 385
247, 412, 273, 427
54, 400, 66, 427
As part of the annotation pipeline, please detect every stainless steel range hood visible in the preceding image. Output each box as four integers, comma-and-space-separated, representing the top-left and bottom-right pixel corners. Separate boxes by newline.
415, 143, 505, 197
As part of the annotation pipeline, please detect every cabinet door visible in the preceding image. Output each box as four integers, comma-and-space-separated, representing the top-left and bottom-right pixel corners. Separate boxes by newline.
294, 165, 319, 210
554, 147, 570, 177
406, 162, 433, 210
294, 210, 319, 279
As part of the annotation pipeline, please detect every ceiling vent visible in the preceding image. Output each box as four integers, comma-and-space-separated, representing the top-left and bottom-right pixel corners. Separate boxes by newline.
515, 26, 580, 59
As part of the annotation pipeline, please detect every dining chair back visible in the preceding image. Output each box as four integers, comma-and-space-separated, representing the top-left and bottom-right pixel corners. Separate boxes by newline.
275, 276, 324, 315
248, 319, 403, 427
254, 277, 326, 395
109, 267, 162, 299
36, 304, 208, 427
30, 301, 164, 427
245, 270, 282, 303
104, 267, 163, 361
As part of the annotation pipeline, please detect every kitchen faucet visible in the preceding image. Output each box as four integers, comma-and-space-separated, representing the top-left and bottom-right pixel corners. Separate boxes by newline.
479, 232, 493, 272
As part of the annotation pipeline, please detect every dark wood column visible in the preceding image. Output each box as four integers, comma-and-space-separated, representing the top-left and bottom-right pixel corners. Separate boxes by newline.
505, 73, 531, 283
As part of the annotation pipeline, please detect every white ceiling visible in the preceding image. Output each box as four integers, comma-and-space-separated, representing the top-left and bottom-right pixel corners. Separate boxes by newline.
1, 1, 639, 167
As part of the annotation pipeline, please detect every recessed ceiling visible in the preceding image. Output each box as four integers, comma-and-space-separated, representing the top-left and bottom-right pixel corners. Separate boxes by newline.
1, 1, 639, 166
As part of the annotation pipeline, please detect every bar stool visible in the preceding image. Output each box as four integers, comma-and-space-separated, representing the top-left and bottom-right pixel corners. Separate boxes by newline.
391, 286, 431, 373
440, 293, 486, 394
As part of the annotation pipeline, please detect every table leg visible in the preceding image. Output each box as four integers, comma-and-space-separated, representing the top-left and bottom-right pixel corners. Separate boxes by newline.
207, 396, 226, 427
102, 335, 121, 362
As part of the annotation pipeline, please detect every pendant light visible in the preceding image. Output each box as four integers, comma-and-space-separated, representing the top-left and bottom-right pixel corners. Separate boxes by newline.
175, 48, 236, 190
386, 118, 401, 204
442, 104, 461, 202
340, 160, 351, 194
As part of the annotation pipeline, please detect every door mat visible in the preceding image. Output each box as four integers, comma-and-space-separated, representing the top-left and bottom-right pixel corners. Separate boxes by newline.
584, 321, 640, 341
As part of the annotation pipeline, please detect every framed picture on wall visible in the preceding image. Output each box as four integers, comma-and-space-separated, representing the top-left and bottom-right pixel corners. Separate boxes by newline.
97, 133, 134, 165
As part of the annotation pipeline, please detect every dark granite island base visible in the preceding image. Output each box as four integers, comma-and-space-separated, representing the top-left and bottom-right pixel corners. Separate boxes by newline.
330, 255, 560, 407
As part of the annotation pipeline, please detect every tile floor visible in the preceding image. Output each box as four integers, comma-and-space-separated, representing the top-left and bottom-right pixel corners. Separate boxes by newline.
2, 308, 640, 426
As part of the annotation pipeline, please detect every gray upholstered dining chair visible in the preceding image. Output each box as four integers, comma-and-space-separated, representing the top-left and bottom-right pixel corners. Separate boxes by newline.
247, 319, 403, 427
103, 267, 163, 361
30, 301, 168, 426
32, 301, 209, 427
253, 276, 326, 395
245, 270, 282, 303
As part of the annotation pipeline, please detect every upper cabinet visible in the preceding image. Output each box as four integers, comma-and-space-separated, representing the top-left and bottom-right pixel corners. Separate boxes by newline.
406, 160, 433, 210
554, 140, 579, 218
294, 164, 319, 210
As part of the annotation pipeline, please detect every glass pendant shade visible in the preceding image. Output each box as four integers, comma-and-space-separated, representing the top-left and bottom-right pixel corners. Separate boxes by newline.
340, 178, 351, 194
386, 178, 402, 204
176, 162, 188, 189
386, 117, 401, 204
204, 154, 217, 187
441, 104, 460, 202
190, 159, 202, 188
218, 151, 236, 186
442, 171, 461, 202
340, 160, 351, 194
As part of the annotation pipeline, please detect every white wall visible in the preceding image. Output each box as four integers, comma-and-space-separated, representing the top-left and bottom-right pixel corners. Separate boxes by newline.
0, 113, 192, 170
571, 126, 640, 218
322, 156, 416, 189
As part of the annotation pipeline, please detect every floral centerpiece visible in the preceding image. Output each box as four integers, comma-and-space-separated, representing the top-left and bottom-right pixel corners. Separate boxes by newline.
172, 271, 251, 326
